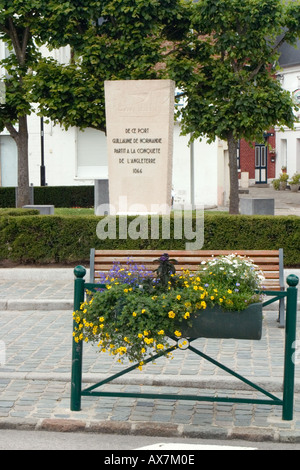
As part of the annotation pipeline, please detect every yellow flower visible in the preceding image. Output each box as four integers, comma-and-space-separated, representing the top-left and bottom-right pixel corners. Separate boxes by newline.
99, 317, 104, 322
168, 310, 176, 318
157, 330, 165, 335
144, 330, 149, 336
106, 285, 112, 290
227, 289, 233, 294
176, 295, 181, 301
174, 330, 182, 337
157, 344, 164, 350
141, 309, 146, 313
138, 333, 143, 339
124, 288, 128, 293
210, 295, 215, 300
184, 312, 190, 319
132, 312, 137, 317
201, 301, 207, 309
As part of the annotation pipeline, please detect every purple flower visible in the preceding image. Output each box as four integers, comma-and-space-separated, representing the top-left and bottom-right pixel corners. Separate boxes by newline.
160, 253, 169, 262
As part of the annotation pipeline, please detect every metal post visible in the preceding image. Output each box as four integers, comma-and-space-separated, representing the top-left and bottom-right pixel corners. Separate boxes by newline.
40, 117, 46, 187
282, 274, 299, 421
70, 266, 86, 411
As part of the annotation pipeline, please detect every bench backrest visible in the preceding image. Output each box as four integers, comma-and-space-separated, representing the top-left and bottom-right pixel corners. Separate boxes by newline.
90, 249, 284, 291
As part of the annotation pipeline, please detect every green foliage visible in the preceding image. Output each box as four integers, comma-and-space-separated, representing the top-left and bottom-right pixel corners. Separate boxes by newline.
289, 173, 300, 185
279, 173, 289, 182
0, 208, 39, 216
199, 253, 264, 311
0, 186, 94, 208
166, 0, 300, 144
272, 179, 280, 191
0, 213, 299, 266
73, 252, 264, 365
30, 0, 184, 131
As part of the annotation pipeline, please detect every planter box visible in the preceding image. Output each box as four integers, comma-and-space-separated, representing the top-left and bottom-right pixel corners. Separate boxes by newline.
178, 303, 263, 340
290, 184, 299, 192
240, 198, 274, 215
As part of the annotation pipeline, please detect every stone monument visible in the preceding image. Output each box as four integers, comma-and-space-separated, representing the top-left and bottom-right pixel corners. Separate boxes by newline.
104, 80, 175, 215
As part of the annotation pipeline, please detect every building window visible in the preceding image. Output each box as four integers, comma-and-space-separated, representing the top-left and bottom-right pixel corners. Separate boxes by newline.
280, 139, 287, 170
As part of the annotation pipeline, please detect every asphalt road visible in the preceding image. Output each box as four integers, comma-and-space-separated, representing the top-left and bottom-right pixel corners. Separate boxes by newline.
0, 430, 299, 451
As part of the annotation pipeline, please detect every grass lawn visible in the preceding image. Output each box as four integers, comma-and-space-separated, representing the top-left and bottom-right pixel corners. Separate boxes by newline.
54, 208, 95, 216
54, 208, 228, 216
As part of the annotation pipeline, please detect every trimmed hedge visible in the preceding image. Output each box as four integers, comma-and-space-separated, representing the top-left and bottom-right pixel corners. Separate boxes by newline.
0, 208, 39, 216
0, 186, 94, 208
0, 213, 299, 266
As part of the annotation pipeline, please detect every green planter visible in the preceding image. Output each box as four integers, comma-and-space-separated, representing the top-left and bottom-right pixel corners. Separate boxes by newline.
178, 303, 263, 340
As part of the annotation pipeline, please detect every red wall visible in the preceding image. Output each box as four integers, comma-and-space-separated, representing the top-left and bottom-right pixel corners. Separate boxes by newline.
239, 130, 276, 180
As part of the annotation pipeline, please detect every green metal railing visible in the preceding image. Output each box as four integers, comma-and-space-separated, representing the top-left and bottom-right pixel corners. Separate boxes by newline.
70, 266, 299, 421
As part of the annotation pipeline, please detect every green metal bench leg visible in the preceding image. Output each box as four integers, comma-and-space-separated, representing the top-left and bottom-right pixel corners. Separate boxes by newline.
278, 297, 285, 328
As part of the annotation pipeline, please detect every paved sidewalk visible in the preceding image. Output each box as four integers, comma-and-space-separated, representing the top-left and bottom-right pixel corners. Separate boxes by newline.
0, 268, 300, 442
211, 184, 300, 216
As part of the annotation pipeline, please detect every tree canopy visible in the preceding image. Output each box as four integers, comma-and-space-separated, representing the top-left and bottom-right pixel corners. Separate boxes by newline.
31, 0, 185, 132
164, 0, 300, 213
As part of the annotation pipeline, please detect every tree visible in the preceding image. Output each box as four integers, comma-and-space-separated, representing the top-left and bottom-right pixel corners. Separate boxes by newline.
0, 1, 44, 206
31, 0, 185, 132
165, 0, 300, 214
0, 0, 183, 206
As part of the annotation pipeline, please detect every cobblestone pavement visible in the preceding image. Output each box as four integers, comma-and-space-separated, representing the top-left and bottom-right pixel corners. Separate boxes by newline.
0, 287, 300, 442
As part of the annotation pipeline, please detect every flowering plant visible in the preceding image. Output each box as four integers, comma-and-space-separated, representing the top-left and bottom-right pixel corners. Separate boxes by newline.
199, 253, 265, 312
73, 253, 264, 368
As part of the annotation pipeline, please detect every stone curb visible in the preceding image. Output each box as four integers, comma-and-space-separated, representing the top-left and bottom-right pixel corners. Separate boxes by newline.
1, 371, 300, 393
0, 417, 300, 443
0, 299, 73, 311
0, 268, 88, 281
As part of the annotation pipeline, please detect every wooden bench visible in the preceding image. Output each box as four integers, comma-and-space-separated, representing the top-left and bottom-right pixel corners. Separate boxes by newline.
89, 248, 285, 326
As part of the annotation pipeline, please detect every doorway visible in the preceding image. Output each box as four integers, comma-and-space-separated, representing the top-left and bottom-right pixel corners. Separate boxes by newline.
255, 144, 267, 184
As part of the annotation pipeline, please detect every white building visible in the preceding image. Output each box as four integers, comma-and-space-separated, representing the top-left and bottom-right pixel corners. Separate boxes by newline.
275, 40, 300, 177
0, 43, 227, 209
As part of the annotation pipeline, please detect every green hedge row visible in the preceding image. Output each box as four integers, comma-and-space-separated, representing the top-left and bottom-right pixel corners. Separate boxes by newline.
0, 208, 39, 216
0, 186, 94, 208
0, 214, 299, 266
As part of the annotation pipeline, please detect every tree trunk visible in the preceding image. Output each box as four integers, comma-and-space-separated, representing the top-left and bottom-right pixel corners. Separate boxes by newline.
6, 117, 31, 208
227, 132, 239, 215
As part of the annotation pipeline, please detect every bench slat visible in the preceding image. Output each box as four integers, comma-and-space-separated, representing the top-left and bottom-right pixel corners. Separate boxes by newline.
90, 248, 285, 326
